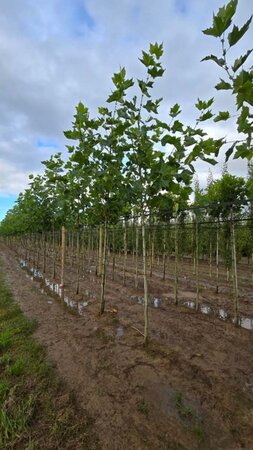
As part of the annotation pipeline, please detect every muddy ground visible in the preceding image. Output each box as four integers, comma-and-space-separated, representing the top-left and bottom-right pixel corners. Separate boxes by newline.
1, 243, 253, 450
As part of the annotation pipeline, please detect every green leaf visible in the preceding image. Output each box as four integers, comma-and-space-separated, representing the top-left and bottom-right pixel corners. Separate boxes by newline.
232, 50, 253, 72
107, 90, 123, 103
161, 134, 181, 148
234, 143, 251, 159
233, 70, 253, 107
201, 156, 217, 165
198, 110, 213, 121
138, 79, 150, 97
112, 67, 126, 86
123, 78, 134, 90
215, 79, 232, 90
203, 1, 238, 37
225, 143, 236, 161
201, 55, 225, 67
171, 120, 183, 133
139, 51, 155, 67
195, 98, 214, 110
228, 16, 252, 47
147, 66, 165, 78
143, 98, 162, 114
64, 130, 80, 140
170, 103, 181, 117
202, 25, 220, 37
184, 136, 197, 147
237, 106, 250, 132
76, 102, 88, 115
98, 107, 109, 116
149, 42, 163, 59
214, 111, 230, 122
66, 145, 75, 153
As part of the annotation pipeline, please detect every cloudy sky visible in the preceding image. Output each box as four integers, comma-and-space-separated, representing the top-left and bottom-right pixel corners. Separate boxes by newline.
0, 0, 252, 220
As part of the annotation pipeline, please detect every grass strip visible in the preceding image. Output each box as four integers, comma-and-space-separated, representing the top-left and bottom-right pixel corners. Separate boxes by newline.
0, 263, 99, 450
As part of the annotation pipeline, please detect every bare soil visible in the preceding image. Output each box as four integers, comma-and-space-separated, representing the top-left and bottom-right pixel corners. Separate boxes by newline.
1, 243, 253, 450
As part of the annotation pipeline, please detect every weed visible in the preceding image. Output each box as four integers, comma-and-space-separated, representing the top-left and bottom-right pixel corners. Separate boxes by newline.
137, 398, 149, 416
8, 357, 26, 376
0, 381, 10, 401
175, 391, 205, 442
176, 391, 193, 418
0, 329, 13, 351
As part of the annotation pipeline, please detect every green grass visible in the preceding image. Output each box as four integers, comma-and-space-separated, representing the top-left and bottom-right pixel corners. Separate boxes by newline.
0, 263, 99, 450
136, 398, 149, 417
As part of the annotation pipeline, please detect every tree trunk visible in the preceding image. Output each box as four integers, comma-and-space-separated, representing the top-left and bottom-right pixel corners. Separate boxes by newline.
123, 221, 127, 286
112, 228, 116, 281
142, 212, 149, 346
76, 231, 80, 295
98, 225, 103, 277
100, 221, 108, 315
231, 208, 239, 324
162, 228, 166, 281
216, 219, 219, 294
135, 224, 139, 288
149, 227, 154, 278
52, 227, 56, 280
195, 218, 200, 311
174, 216, 179, 305
42, 231, 46, 274
60, 225, 66, 287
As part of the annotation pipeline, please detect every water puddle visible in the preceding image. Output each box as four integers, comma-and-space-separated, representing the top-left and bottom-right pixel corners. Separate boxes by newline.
182, 300, 253, 331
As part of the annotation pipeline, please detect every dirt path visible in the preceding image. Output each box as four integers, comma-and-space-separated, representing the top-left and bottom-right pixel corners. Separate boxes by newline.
1, 244, 253, 450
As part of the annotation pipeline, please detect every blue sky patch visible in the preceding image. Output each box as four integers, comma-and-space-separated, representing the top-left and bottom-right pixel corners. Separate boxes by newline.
0, 195, 17, 221
37, 138, 59, 149
175, 0, 188, 15
67, 0, 95, 37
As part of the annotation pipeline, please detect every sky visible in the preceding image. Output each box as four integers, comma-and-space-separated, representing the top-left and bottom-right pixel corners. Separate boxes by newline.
0, 0, 252, 220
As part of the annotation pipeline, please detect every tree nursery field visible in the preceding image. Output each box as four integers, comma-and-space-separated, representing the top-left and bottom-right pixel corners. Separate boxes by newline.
0, 0, 253, 448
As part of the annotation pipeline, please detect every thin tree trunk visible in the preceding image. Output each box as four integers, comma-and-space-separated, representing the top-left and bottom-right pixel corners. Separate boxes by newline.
76, 231, 80, 295
42, 231, 46, 274
195, 218, 200, 311
231, 208, 239, 324
52, 227, 56, 280
149, 227, 154, 277
192, 220, 196, 275
142, 212, 149, 346
60, 225, 66, 287
123, 221, 127, 286
174, 216, 179, 305
82, 230, 85, 274
100, 221, 107, 315
112, 228, 116, 281
252, 253, 253, 283
209, 239, 212, 278
216, 219, 219, 294
135, 224, 139, 288
98, 225, 103, 277
162, 228, 166, 281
